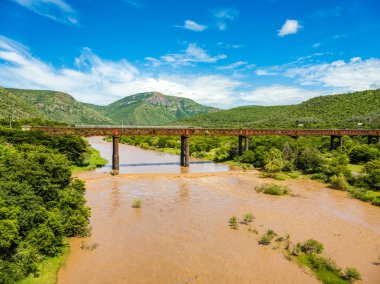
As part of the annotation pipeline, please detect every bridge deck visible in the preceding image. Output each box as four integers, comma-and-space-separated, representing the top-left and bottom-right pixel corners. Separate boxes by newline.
31, 127, 380, 137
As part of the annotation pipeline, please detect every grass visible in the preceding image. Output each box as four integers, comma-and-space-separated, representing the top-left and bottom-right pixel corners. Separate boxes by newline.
17, 243, 70, 284
72, 147, 108, 172
255, 183, 291, 196
131, 198, 142, 208
348, 187, 380, 206
228, 216, 238, 229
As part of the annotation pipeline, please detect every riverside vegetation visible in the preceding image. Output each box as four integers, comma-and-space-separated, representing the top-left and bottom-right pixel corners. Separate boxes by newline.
0, 127, 105, 283
117, 134, 380, 206
229, 214, 361, 284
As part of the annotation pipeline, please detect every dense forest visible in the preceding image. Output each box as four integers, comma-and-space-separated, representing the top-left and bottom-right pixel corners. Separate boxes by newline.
173, 89, 380, 129
0, 128, 91, 283
119, 134, 380, 206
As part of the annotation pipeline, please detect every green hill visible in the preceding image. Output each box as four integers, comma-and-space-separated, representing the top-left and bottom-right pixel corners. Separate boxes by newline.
6, 88, 114, 125
86, 92, 219, 126
172, 89, 380, 129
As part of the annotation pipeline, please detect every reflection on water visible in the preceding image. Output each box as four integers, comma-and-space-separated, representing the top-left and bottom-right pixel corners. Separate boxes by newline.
87, 136, 232, 174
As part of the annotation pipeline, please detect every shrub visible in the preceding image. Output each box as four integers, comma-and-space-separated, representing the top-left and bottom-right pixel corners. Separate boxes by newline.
329, 175, 350, 190
242, 213, 255, 223
263, 148, 285, 175
324, 153, 352, 180
362, 159, 380, 190
228, 216, 238, 229
255, 183, 291, 196
341, 267, 361, 283
131, 198, 142, 208
258, 230, 277, 245
296, 147, 325, 174
300, 239, 324, 254
349, 145, 380, 164
240, 150, 255, 164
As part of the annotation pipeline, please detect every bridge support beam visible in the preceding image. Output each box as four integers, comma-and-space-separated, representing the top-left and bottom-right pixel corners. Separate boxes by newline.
330, 135, 343, 151
180, 135, 190, 167
368, 135, 380, 144
112, 134, 119, 174
238, 136, 249, 156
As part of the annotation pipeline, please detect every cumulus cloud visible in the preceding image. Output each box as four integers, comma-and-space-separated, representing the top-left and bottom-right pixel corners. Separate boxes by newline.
278, 19, 302, 37
11, 0, 78, 24
241, 85, 324, 105
0, 35, 239, 107
285, 57, 380, 91
176, 20, 207, 32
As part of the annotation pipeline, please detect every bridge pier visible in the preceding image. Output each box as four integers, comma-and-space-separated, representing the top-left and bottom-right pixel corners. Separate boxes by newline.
238, 136, 249, 156
330, 135, 343, 151
367, 135, 380, 144
112, 132, 119, 174
180, 135, 190, 167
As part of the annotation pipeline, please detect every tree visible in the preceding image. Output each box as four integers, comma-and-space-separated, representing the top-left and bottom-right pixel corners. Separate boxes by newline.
263, 148, 285, 175
362, 159, 380, 190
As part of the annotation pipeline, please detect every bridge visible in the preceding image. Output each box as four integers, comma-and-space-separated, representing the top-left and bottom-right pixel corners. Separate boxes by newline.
32, 126, 380, 174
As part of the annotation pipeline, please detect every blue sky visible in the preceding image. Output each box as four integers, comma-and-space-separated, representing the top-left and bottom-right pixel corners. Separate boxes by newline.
0, 0, 379, 108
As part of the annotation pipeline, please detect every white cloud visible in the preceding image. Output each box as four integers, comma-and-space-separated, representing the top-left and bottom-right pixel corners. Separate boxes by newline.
158, 43, 226, 66
278, 19, 302, 37
213, 8, 238, 30
285, 57, 380, 91
11, 0, 78, 24
241, 85, 324, 105
217, 42, 243, 49
0, 35, 239, 107
255, 69, 279, 76
217, 61, 247, 70
176, 20, 207, 32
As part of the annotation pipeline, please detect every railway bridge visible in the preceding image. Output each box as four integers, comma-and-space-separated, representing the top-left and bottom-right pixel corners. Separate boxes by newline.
32, 127, 380, 174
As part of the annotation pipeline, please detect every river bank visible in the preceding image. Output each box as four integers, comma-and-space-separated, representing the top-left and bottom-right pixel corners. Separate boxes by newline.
57, 137, 380, 284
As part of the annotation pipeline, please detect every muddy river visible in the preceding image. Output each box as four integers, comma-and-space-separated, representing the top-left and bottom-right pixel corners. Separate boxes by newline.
58, 137, 380, 283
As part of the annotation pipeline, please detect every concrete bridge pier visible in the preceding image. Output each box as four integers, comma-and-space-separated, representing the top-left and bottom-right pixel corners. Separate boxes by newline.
367, 135, 380, 144
330, 135, 343, 150
180, 135, 190, 167
112, 131, 120, 174
238, 136, 249, 156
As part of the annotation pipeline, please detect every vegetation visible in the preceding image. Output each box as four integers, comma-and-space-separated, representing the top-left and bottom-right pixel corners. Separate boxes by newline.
255, 183, 291, 196
0, 127, 91, 283
72, 147, 108, 171
291, 239, 361, 284
258, 230, 277, 245
131, 198, 142, 208
1, 88, 218, 126
242, 213, 255, 224
228, 216, 238, 229
172, 89, 380, 129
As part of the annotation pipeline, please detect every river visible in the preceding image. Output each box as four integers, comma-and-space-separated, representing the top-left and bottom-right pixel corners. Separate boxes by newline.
58, 136, 380, 283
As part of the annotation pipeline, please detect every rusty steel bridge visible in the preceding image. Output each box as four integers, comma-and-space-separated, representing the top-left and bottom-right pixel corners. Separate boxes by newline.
32, 126, 380, 174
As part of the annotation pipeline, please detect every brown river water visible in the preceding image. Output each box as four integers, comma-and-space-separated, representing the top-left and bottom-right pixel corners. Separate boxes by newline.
58, 137, 380, 284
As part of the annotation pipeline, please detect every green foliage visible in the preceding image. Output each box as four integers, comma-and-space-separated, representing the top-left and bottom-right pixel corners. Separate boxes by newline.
362, 159, 380, 190
242, 213, 255, 223
255, 183, 291, 196
300, 239, 324, 254
0, 134, 90, 282
323, 152, 352, 180
239, 150, 255, 164
341, 267, 361, 283
228, 216, 238, 229
296, 147, 325, 174
263, 148, 285, 175
348, 187, 380, 206
258, 230, 277, 245
329, 175, 350, 191
131, 198, 142, 208
172, 89, 380, 129
349, 145, 380, 164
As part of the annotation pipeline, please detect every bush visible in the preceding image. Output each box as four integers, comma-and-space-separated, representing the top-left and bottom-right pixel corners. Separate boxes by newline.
296, 147, 325, 174
228, 216, 238, 229
362, 159, 380, 190
131, 198, 142, 208
341, 267, 361, 283
300, 239, 324, 254
255, 183, 291, 196
329, 175, 350, 190
349, 145, 380, 164
258, 230, 277, 245
240, 150, 255, 164
324, 153, 352, 180
242, 213, 255, 223
263, 148, 285, 175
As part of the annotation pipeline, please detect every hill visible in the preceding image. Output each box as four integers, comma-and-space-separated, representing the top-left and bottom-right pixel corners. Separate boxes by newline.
85, 92, 219, 125
172, 89, 380, 129
6, 88, 114, 125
